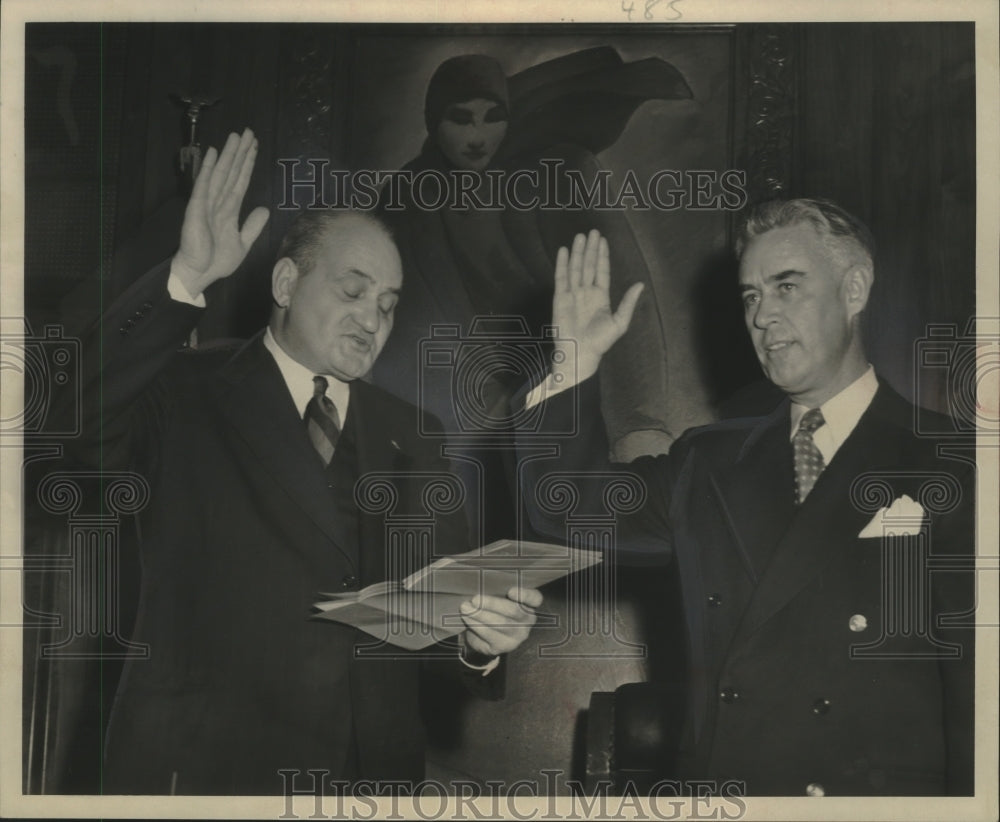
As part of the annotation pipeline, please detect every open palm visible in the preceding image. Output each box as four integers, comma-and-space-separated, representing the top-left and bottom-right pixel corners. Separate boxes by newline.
551, 230, 644, 385
172, 129, 270, 297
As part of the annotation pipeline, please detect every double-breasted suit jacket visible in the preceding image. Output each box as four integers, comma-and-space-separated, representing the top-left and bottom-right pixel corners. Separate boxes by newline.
522, 376, 974, 796
63, 261, 471, 794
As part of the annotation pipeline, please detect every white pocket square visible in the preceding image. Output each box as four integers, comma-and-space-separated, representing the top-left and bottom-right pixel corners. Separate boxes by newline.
858, 494, 925, 537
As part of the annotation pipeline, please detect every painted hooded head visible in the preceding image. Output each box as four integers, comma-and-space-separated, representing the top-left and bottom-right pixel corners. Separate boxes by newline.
423, 54, 510, 171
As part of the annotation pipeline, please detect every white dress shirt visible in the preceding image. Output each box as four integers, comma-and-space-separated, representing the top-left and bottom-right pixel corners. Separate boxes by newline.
789, 365, 878, 465
262, 327, 350, 424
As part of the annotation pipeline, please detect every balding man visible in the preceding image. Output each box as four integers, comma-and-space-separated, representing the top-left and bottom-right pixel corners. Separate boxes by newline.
66, 129, 541, 794
521, 199, 974, 796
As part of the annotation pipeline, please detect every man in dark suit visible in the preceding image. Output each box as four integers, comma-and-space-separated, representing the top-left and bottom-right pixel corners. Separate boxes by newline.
520, 200, 975, 796
66, 129, 542, 794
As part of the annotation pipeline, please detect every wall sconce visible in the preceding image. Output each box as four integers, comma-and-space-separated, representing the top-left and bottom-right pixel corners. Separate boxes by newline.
171, 92, 220, 186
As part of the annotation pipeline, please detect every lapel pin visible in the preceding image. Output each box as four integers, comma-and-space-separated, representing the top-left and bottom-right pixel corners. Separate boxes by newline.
390, 439, 401, 451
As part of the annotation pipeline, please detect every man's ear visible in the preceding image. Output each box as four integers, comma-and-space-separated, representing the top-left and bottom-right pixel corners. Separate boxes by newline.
844, 262, 874, 320
272, 257, 299, 307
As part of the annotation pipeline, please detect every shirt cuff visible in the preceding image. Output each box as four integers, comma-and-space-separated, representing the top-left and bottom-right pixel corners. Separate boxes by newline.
459, 647, 501, 677
524, 372, 574, 410
167, 268, 207, 308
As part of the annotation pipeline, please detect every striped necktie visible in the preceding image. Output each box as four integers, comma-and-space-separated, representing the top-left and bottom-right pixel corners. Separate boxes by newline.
305, 375, 341, 466
793, 407, 825, 503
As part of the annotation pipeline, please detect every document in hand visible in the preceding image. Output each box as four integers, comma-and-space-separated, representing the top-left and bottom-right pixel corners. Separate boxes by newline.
312, 540, 601, 651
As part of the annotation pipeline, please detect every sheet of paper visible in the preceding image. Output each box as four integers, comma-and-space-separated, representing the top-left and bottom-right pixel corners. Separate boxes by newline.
314, 541, 601, 648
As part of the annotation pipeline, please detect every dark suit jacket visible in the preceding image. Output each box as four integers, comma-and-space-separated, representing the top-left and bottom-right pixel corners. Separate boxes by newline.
522, 376, 975, 796
63, 262, 472, 794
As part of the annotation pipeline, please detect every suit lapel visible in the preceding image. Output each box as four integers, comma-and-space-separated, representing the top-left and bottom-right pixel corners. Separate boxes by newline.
350, 380, 417, 583
730, 383, 907, 645
712, 402, 797, 583
213, 333, 359, 571
351, 381, 406, 477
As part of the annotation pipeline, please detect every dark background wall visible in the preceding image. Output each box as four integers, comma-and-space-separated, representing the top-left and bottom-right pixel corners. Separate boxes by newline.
21, 21, 975, 793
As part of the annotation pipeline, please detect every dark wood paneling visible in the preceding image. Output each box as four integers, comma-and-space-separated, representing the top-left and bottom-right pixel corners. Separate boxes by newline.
24, 24, 129, 326
796, 23, 975, 412
799, 24, 874, 219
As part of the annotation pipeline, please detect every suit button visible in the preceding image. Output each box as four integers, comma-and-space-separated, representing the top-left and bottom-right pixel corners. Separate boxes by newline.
805, 782, 825, 797
118, 326, 128, 336
341, 575, 358, 589
134, 310, 144, 318
142, 301, 153, 310
849, 614, 868, 632
124, 318, 135, 329
812, 697, 831, 715
707, 593, 722, 607
719, 687, 739, 703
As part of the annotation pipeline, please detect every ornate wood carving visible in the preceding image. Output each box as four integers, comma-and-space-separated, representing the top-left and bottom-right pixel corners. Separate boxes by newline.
742, 25, 798, 203
278, 28, 335, 158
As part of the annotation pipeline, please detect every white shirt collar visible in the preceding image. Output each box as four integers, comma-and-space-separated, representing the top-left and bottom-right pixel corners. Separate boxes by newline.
263, 327, 350, 422
789, 365, 878, 465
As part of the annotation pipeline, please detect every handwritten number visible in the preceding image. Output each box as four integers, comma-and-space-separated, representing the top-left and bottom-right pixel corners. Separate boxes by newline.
667, 0, 683, 20
624, 0, 682, 20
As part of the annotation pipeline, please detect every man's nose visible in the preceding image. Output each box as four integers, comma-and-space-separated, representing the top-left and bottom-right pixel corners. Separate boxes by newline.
752, 294, 780, 329
354, 299, 380, 333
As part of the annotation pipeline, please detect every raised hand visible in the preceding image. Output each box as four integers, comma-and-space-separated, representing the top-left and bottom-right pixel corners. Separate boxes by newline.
551, 229, 643, 385
171, 128, 270, 297
460, 586, 544, 658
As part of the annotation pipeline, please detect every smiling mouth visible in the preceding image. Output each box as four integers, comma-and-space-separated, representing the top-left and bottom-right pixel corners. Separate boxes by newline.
764, 340, 794, 353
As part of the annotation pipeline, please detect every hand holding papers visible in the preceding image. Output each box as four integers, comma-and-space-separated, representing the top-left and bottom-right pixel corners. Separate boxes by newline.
312, 540, 600, 650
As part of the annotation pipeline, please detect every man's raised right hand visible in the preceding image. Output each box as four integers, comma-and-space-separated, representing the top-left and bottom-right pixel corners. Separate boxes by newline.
551, 229, 644, 386
171, 128, 270, 298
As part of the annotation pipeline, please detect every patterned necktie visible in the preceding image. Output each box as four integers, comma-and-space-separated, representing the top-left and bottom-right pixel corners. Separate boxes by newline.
793, 407, 826, 504
305, 375, 341, 466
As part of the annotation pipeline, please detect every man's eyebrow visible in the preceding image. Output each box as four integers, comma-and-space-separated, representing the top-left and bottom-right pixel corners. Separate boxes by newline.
738, 270, 804, 293
343, 268, 400, 294
343, 268, 373, 282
